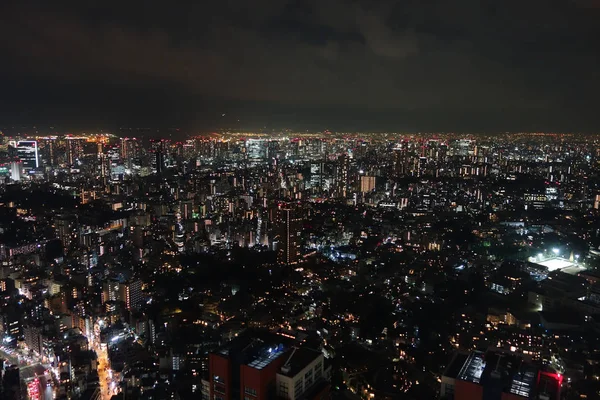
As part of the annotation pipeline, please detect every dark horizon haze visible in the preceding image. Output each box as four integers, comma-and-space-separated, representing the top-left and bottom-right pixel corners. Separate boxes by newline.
1, 0, 599, 133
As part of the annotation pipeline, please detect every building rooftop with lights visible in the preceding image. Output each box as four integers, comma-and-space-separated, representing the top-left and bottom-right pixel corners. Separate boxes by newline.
441, 349, 562, 400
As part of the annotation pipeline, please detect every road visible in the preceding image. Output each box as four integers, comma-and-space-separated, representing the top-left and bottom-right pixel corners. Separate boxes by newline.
95, 343, 118, 400
0, 347, 56, 400
0, 348, 54, 400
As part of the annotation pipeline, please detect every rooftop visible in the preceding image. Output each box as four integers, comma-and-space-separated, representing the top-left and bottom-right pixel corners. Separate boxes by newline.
536, 257, 574, 271
444, 350, 546, 399
278, 347, 322, 377
214, 330, 295, 370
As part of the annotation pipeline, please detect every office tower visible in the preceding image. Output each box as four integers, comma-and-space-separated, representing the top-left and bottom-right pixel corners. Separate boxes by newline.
38, 138, 57, 166
275, 203, 302, 266
310, 162, 325, 191
393, 143, 409, 177
9, 161, 21, 181
65, 137, 85, 165
102, 279, 143, 310
246, 139, 267, 162
23, 324, 43, 355
16, 140, 39, 170
121, 137, 141, 167
335, 154, 349, 198
267, 140, 280, 159
102, 280, 121, 304
181, 200, 194, 220
418, 156, 428, 177
123, 280, 143, 310
154, 150, 165, 174
99, 153, 110, 179
54, 215, 77, 249
360, 176, 376, 193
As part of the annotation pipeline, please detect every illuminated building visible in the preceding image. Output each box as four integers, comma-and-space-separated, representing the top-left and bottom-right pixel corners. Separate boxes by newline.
65, 137, 85, 165
24, 324, 43, 355
102, 279, 143, 310
121, 137, 141, 168
393, 146, 408, 177
10, 161, 21, 181
275, 203, 302, 265
360, 176, 375, 193
246, 139, 267, 162
37, 137, 57, 166
16, 140, 39, 170
335, 154, 349, 198
441, 350, 561, 400
54, 215, 77, 249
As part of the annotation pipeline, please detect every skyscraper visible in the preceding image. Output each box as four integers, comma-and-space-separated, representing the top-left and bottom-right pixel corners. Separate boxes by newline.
335, 154, 349, 198
360, 176, 376, 193
275, 203, 302, 265
54, 215, 77, 249
102, 279, 143, 310
16, 140, 39, 170
23, 324, 43, 355
65, 137, 85, 165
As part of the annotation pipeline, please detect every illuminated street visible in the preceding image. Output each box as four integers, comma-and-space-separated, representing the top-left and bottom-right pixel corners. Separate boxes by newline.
95, 342, 118, 400
0, 346, 56, 400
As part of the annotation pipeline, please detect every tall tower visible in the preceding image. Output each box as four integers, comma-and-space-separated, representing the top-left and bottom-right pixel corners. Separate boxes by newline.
54, 214, 77, 250
65, 137, 85, 165
275, 203, 302, 265
335, 154, 349, 198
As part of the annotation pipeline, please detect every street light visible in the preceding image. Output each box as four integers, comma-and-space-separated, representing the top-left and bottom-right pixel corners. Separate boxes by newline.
552, 248, 559, 255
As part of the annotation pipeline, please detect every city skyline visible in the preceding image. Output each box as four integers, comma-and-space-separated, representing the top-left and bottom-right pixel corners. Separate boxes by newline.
0, 130, 596, 400
1, 1, 600, 400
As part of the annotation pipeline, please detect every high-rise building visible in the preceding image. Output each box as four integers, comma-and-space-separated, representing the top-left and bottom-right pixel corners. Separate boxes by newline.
16, 140, 39, 170
38, 137, 57, 166
102, 280, 121, 304
246, 139, 267, 162
181, 200, 194, 220
23, 324, 43, 355
275, 203, 302, 265
123, 280, 143, 310
393, 145, 408, 177
9, 161, 21, 181
102, 279, 143, 310
335, 154, 349, 198
155, 150, 165, 174
309, 162, 325, 191
121, 137, 141, 167
65, 137, 85, 165
54, 215, 77, 249
360, 176, 376, 193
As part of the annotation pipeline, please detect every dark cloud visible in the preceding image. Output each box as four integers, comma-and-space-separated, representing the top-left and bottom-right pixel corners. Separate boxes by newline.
0, 0, 599, 131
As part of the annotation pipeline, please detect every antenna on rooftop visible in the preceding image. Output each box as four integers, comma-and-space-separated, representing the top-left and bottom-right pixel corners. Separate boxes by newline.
281, 346, 298, 374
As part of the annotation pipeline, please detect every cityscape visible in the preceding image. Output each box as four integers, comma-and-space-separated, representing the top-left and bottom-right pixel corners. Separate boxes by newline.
1, 0, 600, 399
1, 131, 600, 400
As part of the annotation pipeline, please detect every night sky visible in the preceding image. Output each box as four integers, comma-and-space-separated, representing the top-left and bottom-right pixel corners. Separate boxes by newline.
1, 0, 599, 132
